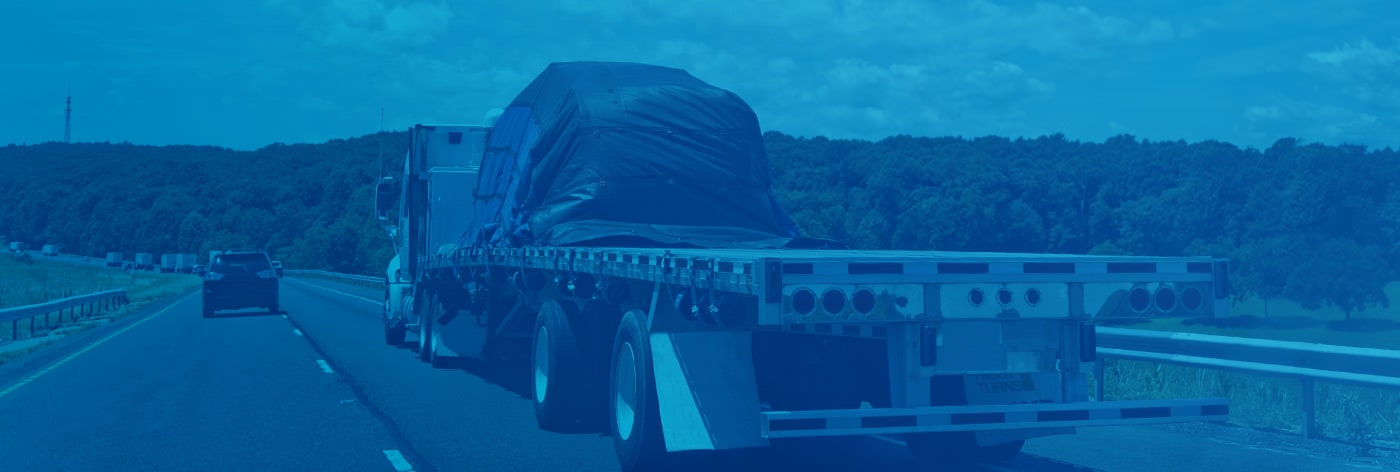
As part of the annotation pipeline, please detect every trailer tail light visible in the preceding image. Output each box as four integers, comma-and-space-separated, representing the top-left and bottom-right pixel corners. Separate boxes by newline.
1154, 286, 1177, 311
852, 289, 876, 315
1128, 287, 1150, 312
821, 289, 846, 315
791, 289, 816, 315
995, 288, 1013, 306
1025, 288, 1042, 306
1181, 287, 1203, 312
968, 288, 985, 306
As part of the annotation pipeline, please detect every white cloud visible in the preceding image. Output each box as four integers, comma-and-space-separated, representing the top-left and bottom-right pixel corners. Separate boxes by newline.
268, 0, 455, 53
1242, 99, 1382, 145
1307, 40, 1400, 69
9, 0, 1400, 150
1300, 39, 1400, 114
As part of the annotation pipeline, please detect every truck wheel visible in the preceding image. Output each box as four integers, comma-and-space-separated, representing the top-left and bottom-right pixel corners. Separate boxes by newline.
610, 310, 669, 472
904, 432, 1024, 465
532, 301, 589, 431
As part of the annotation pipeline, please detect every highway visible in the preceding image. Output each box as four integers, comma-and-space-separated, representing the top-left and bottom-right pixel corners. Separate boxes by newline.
0, 277, 1394, 472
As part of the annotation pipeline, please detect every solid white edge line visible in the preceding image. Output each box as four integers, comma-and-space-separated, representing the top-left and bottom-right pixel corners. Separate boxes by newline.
316, 359, 334, 374
382, 450, 414, 472
292, 329, 304, 336
287, 278, 379, 305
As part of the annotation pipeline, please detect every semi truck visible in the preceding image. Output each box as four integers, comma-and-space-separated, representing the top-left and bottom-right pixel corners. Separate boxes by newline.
373, 62, 1232, 471
135, 253, 155, 270
160, 254, 177, 273
176, 253, 197, 273
105, 252, 123, 267
41, 244, 59, 256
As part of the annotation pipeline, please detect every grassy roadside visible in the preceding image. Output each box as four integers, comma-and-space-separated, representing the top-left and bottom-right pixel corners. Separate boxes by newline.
0, 253, 200, 365
1097, 282, 1400, 448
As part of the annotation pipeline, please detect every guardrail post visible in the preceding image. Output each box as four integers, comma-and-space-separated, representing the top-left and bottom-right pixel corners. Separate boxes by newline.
1301, 379, 1316, 439
10, 319, 16, 340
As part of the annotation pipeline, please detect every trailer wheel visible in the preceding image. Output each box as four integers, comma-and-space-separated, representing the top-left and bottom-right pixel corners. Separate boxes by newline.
610, 310, 668, 472
532, 301, 589, 431
904, 432, 1024, 465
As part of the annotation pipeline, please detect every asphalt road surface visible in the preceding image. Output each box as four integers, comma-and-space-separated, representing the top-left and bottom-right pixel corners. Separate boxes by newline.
0, 276, 1396, 472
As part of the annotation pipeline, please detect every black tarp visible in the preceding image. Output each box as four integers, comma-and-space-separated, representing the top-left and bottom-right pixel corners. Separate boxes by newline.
464, 61, 806, 249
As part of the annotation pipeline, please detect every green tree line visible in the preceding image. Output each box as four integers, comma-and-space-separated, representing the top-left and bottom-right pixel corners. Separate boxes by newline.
1, 132, 1393, 319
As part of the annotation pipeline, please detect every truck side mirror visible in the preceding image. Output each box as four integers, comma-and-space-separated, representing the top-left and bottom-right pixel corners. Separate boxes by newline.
374, 179, 396, 222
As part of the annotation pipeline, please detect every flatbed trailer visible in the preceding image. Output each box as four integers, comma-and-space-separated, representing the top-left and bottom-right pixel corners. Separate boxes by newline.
403, 243, 1228, 468
377, 62, 1230, 471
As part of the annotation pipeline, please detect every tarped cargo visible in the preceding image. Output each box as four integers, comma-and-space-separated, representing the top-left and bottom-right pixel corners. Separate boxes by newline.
465, 61, 805, 249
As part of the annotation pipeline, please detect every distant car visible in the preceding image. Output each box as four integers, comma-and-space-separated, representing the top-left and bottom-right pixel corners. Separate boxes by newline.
202, 250, 280, 317
271, 261, 284, 277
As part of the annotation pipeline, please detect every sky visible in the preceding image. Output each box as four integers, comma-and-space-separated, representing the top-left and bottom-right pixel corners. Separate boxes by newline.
1, 0, 1397, 151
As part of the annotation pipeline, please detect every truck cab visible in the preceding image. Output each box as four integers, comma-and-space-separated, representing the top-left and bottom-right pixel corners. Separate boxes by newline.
376, 124, 492, 347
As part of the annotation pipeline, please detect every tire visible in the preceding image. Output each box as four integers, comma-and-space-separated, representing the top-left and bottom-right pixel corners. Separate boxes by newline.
532, 301, 589, 431
610, 310, 669, 472
904, 432, 1024, 465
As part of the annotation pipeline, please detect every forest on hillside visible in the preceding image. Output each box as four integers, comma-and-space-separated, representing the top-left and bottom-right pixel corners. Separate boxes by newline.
1, 132, 1396, 319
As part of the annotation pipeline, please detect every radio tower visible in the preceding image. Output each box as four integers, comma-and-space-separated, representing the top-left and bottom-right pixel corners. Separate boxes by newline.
63, 85, 72, 144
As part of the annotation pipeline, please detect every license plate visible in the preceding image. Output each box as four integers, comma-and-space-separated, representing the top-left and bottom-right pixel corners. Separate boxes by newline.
970, 373, 1035, 394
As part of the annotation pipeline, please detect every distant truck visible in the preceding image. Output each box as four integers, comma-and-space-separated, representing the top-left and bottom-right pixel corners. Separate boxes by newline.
176, 253, 197, 273
160, 254, 177, 273
134, 253, 155, 270
41, 244, 59, 256
376, 62, 1232, 471
9, 242, 25, 253
105, 252, 123, 267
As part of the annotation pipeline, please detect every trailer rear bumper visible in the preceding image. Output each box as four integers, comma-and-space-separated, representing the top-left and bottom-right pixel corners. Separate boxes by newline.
759, 397, 1228, 439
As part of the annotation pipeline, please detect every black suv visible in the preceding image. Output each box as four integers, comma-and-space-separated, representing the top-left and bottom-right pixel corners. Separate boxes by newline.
202, 250, 279, 317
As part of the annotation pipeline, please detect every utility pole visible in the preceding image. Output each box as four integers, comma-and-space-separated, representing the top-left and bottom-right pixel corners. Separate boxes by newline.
64, 85, 72, 144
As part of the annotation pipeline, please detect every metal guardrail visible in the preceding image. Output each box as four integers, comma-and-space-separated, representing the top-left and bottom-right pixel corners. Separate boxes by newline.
1094, 326, 1400, 439
289, 268, 1394, 442
286, 270, 384, 289
0, 290, 129, 341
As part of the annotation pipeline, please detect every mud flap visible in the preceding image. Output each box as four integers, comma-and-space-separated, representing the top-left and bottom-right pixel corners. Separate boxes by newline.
650, 331, 768, 451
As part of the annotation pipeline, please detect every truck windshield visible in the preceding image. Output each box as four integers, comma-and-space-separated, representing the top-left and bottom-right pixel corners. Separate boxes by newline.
212, 254, 271, 273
